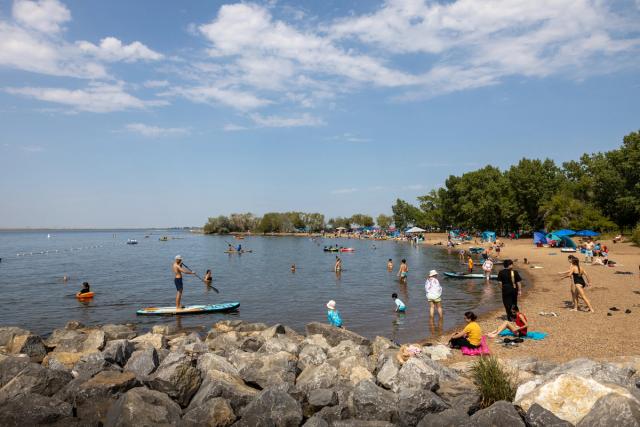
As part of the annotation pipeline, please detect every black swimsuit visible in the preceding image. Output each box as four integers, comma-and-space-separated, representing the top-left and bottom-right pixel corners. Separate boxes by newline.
572, 270, 587, 287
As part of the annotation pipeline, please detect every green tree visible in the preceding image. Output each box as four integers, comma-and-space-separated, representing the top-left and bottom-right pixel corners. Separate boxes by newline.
391, 199, 422, 230
539, 193, 616, 231
350, 214, 374, 228
376, 214, 393, 229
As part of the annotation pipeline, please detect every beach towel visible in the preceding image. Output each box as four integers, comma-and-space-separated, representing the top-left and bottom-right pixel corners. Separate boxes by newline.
461, 336, 490, 356
499, 330, 548, 340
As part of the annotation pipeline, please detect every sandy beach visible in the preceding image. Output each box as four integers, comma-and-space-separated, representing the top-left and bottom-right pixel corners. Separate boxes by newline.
420, 235, 640, 363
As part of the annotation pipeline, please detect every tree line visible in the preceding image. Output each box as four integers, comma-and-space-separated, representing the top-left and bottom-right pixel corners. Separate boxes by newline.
391, 130, 640, 234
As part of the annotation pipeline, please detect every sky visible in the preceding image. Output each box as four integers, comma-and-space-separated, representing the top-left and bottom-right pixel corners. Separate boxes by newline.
0, 0, 639, 228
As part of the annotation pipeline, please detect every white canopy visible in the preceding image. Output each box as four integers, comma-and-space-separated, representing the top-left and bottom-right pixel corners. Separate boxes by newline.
406, 226, 426, 233
336, 227, 347, 230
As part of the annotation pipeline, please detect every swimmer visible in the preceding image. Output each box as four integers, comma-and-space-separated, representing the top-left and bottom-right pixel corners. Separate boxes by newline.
204, 270, 212, 282
291, 264, 296, 273
334, 256, 342, 273
79, 282, 91, 294
387, 259, 393, 271
397, 259, 408, 283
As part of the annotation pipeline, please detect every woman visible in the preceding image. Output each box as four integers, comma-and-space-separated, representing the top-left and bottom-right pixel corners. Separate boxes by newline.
449, 311, 482, 349
566, 258, 595, 312
488, 305, 528, 338
559, 255, 578, 308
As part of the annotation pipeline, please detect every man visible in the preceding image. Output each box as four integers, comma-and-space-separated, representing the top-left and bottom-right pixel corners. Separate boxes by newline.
173, 255, 195, 310
497, 259, 522, 321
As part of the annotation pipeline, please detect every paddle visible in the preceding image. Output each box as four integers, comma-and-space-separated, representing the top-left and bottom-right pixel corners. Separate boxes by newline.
182, 263, 219, 293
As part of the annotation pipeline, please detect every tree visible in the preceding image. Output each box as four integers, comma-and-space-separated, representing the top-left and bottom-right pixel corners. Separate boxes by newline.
350, 214, 374, 228
539, 193, 616, 231
328, 217, 351, 230
376, 214, 393, 229
302, 213, 325, 232
391, 199, 422, 230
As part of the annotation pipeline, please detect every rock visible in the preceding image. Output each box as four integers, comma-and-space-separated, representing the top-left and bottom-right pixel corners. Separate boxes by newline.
468, 400, 525, 426
0, 326, 30, 347
230, 350, 297, 389
103, 339, 135, 366
198, 353, 239, 377
44, 329, 84, 350
577, 393, 640, 427
422, 344, 452, 361
395, 357, 439, 392
104, 386, 181, 427
124, 347, 159, 377
151, 324, 177, 335
503, 357, 558, 376
0, 355, 32, 386
188, 369, 258, 413
211, 320, 247, 333
207, 332, 243, 354
299, 344, 327, 371
0, 363, 73, 399
239, 336, 264, 352
296, 363, 339, 395
181, 397, 236, 427
102, 324, 137, 340
314, 404, 351, 423
305, 322, 370, 347
547, 358, 636, 387
526, 403, 573, 427
43, 351, 88, 371
235, 386, 303, 427
337, 356, 373, 385
148, 351, 202, 407
308, 388, 338, 408
350, 379, 398, 422
303, 416, 329, 427
73, 351, 115, 379
327, 340, 371, 360
376, 356, 400, 390
417, 408, 470, 427
302, 334, 331, 351
397, 387, 449, 426
65, 320, 85, 330
333, 421, 395, 427
438, 384, 479, 415
235, 322, 269, 333
259, 324, 302, 341
259, 335, 300, 355
168, 333, 202, 352
516, 373, 638, 425
371, 336, 397, 361
9, 334, 47, 362
82, 330, 107, 352
131, 333, 167, 350
0, 393, 73, 426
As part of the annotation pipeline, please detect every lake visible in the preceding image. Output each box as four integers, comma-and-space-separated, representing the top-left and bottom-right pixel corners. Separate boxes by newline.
0, 230, 502, 342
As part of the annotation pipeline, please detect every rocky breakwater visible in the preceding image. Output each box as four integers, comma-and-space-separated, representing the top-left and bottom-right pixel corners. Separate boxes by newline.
0, 321, 638, 426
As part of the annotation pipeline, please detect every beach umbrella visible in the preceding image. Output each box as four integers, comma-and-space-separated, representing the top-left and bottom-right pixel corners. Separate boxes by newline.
554, 229, 575, 237
406, 226, 426, 233
336, 227, 347, 231
575, 230, 599, 237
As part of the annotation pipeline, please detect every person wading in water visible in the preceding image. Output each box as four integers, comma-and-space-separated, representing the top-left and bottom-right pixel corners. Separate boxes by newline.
173, 255, 195, 310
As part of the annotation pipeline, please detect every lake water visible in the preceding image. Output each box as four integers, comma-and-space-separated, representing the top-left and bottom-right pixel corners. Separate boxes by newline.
0, 230, 503, 342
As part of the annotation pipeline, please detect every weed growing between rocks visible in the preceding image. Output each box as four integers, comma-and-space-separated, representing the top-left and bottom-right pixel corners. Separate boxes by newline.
471, 355, 517, 408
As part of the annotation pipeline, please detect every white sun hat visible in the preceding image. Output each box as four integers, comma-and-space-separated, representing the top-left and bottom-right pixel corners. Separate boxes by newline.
326, 300, 336, 310
429, 269, 438, 277
175, 255, 183, 260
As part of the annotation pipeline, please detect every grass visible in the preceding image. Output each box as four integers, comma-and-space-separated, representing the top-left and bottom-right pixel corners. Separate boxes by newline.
471, 355, 517, 408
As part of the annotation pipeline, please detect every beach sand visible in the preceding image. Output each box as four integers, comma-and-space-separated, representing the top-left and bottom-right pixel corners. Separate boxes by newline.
421, 236, 640, 363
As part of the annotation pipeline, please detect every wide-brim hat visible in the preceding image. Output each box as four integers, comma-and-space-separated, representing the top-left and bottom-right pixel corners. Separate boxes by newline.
326, 300, 336, 310
175, 255, 183, 260
429, 269, 438, 277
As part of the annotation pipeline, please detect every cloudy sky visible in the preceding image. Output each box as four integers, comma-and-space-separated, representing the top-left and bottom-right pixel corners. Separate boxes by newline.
0, 0, 639, 227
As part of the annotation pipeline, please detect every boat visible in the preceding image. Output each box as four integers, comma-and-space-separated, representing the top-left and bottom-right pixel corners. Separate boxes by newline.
126, 239, 138, 245
560, 248, 577, 253
468, 247, 484, 254
159, 236, 169, 241
323, 248, 340, 252
136, 302, 240, 316
224, 250, 253, 254
443, 272, 498, 280
76, 292, 94, 299
339, 248, 355, 252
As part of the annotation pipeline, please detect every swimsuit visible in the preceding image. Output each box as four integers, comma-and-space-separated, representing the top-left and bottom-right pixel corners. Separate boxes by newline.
174, 277, 183, 291
572, 271, 587, 288
400, 271, 407, 278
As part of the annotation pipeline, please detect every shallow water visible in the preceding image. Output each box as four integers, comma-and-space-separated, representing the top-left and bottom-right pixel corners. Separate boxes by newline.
0, 230, 502, 342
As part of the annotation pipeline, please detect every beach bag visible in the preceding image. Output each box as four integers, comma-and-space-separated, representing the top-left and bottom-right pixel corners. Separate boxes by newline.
461, 336, 490, 356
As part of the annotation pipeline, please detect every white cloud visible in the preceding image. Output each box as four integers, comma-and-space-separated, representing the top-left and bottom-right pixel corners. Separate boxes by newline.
331, 188, 358, 195
6, 83, 168, 113
223, 123, 247, 131
165, 86, 271, 111
12, 0, 70, 34
77, 37, 163, 62
250, 112, 324, 128
124, 123, 189, 137
143, 80, 170, 88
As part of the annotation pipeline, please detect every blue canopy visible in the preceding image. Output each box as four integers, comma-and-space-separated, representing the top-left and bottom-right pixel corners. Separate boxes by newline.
554, 229, 575, 237
560, 236, 577, 248
575, 230, 599, 237
481, 231, 496, 242
546, 232, 561, 241
533, 231, 547, 245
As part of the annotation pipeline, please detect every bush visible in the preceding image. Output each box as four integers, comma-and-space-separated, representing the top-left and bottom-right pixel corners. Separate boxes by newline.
632, 224, 640, 246
471, 355, 517, 408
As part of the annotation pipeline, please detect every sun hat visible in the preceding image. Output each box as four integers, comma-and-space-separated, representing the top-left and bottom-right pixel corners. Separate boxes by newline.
429, 269, 438, 277
175, 255, 183, 260
326, 300, 336, 310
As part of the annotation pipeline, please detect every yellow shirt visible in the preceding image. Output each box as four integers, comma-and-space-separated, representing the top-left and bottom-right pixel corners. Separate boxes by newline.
463, 321, 482, 346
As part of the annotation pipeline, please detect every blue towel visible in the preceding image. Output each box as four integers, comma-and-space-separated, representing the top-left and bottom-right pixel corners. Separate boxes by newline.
499, 330, 548, 340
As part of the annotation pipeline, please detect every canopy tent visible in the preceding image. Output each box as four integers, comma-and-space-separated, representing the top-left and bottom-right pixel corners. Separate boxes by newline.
449, 230, 460, 237
335, 227, 347, 231
481, 231, 496, 242
533, 231, 547, 245
554, 229, 576, 237
406, 226, 426, 233
546, 232, 577, 248
575, 230, 600, 237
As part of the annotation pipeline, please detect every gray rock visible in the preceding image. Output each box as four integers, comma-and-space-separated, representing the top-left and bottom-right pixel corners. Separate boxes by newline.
376, 356, 400, 390
417, 408, 470, 427
124, 347, 159, 377
239, 336, 264, 352
305, 322, 370, 347
131, 333, 168, 351
314, 404, 351, 423
74, 351, 115, 379
333, 422, 395, 427
395, 357, 440, 392
295, 362, 338, 395
0, 362, 73, 399
235, 386, 303, 427
577, 393, 640, 427
235, 322, 269, 333
181, 397, 236, 427
469, 400, 525, 427
336, 355, 374, 385
259, 335, 300, 355
65, 320, 85, 330
0, 393, 73, 426
207, 332, 243, 354
102, 324, 137, 340
350, 379, 398, 422
547, 358, 636, 387
259, 323, 302, 341
422, 344, 452, 361
0, 355, 32, 387
9, 333, 47, 362
0, 326, 30, 347
168, 333, 202, 352
327, 340, 371, 360
45, 329, 84, 349
302, 334, 332, 351
152, 324, 178, 335
230, 350, 297, 389
303, 416, 329, 427
308, 388, 338, 408
104, 386, 181, 427
198, 353, 240, 377
103, 339, 135, 367
148, 351, 202, 407
188, 368, 258, 413
82, 330, 107, 352
371, 336, 397, 361
397, 387, 449, 426
299, 344, 328, 371
526, 403, 573, 427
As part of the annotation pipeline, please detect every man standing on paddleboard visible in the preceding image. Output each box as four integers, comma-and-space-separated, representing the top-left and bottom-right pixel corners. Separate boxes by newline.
173, 255, 195, 310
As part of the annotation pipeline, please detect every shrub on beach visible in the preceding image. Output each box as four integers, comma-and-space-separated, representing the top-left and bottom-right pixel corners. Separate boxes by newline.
632, 224, 640, 246
471, 355, 517, 408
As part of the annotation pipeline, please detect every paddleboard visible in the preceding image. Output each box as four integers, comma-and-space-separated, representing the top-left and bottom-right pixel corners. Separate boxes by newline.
560, 248, 577, 253
224, 250, 252, 254
137, 302, 240, 316
443, 272, 498, 280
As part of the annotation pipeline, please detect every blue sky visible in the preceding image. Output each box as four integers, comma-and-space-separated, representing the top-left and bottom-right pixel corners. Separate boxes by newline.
0, 0, 639, 228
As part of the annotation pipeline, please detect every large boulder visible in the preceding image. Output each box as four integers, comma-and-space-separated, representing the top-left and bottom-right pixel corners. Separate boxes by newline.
104, 386, 181, 427
516, 373, 638, 425
422, 344, 452, 361
148, 351, 202, 407
259, 335, 300, 355
229, 350, 297, 389
305, 322, 370, 347
151, 324, 178, 335
82, 330, 107, 352
295, 363, 339, 395
0, 355, 33, 387
376, 356, 400, 390
396, 387, 448, 426
350, 379, 398, 422
0, 362, 73, 399
468, 400, 525, 427
417, 408, 470, 427
235, 386, 303, 427
336, 355, 374, 385
0, 393, 73, 426
73, 351, 116, 379
198, 353, 239, 377
206, 332, 243, 354
327, 340, 371, 360
259, 324, 302, 341
124, 347, 159, 377
394, 357, 440, 392
43, 351, 93, 371
546, 358, 636, 387
302, 334, 331, 352
577, 393, 640, 427
181, 397, 236, 427
0, 326, 30, 347
103, 339, 135, 367
188, 369, 258, 413
308, 388, 338, 409
102, 324, 137, 340
9, 334, 47, 362
131, 333, 167, 351
298, 344, 327, 371
526, 403, 573, 427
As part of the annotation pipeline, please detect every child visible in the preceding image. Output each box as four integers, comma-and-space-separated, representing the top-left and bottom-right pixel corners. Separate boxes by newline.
392, 293, 406, 312
290, 264, 296, 273
326, 300, 343, 328
204, 270, 212, 282
397, 259, 408, 283
387, 259, 393, 271
425, 270, 443, 319
467, 256, 474, 273
79, 282, 91, 294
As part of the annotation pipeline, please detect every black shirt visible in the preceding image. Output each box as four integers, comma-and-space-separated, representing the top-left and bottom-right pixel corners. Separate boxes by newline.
498, 268, 522, 294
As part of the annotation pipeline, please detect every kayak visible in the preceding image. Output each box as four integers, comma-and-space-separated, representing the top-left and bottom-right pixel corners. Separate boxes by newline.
339, 248, 355, 252
76, 292, 94, 299
443, 272, 498, 280
323, 248, 340, 252
137, 302, 240, 316
224, 250, 252, 254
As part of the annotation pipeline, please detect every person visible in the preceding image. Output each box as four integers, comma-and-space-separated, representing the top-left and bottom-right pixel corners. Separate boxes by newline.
387, 259, 393, 271
494, 243, 501, 258
584, 240, 594, 263
63, 274, 69, 282
425, 270, 443, 319
449, 311, 482, 349
291, 264, 296, 272
392, 293, 406, 312
79, 282, 91, 294
334, 256, 342, 273
488, 305, 528, 338
564, 258, 595, 312
497, 260, 522, 321
204, 270, 212, 282
396, 344, 422, 365
482, 257, 494, 281
326, 300, 343, 328
467, 256, 474, 273
458, 249, 465, 262
173, 255, 195, 310
397, 259, 408, 283
237, 244, 242, 252
227, 244, 234, 252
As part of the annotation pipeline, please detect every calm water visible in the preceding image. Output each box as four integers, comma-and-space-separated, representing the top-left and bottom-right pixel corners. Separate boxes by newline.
0, 230, 502, 342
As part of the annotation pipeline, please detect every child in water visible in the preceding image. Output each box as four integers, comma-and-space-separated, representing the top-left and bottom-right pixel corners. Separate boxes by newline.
79, 282, 91, 294
326, 300, 343, 328
290, 264, 296, 272
387, 259, 393, 271
392, 293, 406, 312
397, 259, 408, 283
467, 256, 474, 273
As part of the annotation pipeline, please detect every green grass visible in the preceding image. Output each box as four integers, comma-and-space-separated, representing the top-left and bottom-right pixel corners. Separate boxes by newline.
471, 355, 517, 408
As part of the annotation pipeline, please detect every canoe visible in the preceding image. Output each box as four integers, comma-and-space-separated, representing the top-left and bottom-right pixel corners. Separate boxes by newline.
76, 292, 94, 299
339, 248, 355, 252
443, 272, 498, 280
137, 302, 240, 316
323, 248, 340, 252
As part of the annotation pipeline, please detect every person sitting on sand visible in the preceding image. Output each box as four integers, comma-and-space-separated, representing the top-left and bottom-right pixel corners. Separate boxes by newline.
392, 293, 406, 312
397, 259, 408, 283
79, 282, 91, 294
326, 300, 343, 328
204, 270, 212, 282
488, 305, 528, 338
449, 311, 482, 349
